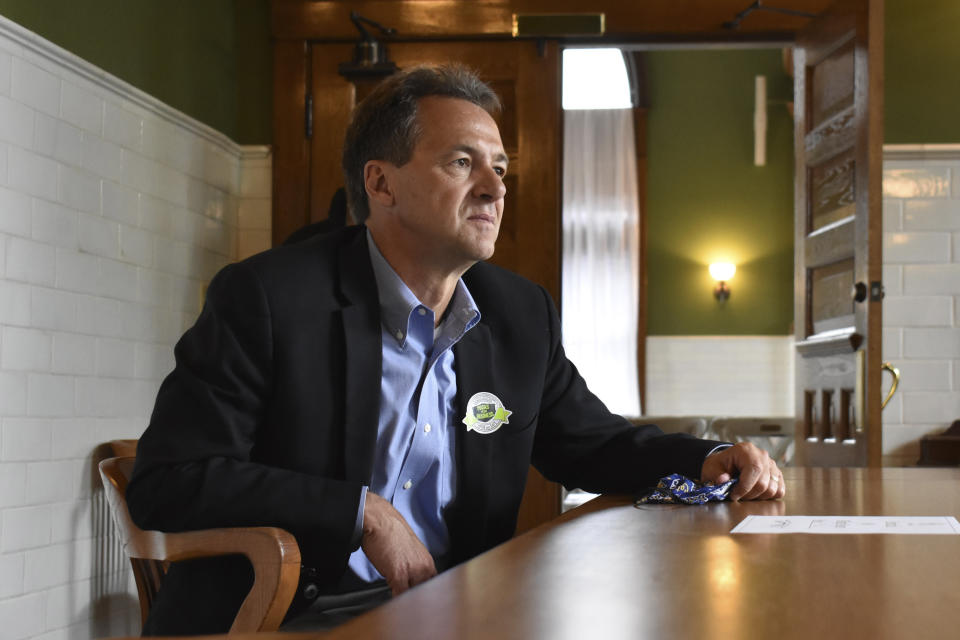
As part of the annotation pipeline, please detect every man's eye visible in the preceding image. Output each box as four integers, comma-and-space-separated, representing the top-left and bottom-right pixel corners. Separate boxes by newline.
453, 158, 470, 168
494, 167, 506, 177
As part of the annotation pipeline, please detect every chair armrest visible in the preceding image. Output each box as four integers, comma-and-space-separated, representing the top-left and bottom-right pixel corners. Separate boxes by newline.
132, 526, 301, 632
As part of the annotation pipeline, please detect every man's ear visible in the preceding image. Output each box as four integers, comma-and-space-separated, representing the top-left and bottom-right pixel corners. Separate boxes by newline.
364, 161, 395, 208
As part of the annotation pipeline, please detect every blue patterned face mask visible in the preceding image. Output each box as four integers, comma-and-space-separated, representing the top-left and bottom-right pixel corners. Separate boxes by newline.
635, 473, 738, 506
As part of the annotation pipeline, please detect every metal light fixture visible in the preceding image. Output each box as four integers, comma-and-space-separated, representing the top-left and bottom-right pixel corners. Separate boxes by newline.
709, 262, 736, 302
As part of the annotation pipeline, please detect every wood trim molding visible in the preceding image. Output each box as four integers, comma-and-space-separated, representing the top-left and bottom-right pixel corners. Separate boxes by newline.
883, 143, 960, 161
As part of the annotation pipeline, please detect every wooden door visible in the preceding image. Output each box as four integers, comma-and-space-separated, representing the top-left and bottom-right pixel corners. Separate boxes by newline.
305, 40, 564, 530
793, 0, 883, 466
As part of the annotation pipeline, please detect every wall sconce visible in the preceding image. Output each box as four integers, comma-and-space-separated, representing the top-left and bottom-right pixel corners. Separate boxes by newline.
709, 262, 736, 302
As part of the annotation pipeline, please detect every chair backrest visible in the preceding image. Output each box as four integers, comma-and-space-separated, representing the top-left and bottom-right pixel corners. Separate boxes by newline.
709, 417, 796, 466
98, 456, 302, 632
630, 416, 712, 439
99, 456, 167, 626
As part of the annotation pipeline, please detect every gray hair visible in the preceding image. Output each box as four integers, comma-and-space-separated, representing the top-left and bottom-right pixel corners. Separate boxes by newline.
341, 64, 502, 223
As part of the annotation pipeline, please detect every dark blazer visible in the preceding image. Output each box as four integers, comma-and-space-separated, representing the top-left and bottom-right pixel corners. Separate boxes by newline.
126, 226, 717, 634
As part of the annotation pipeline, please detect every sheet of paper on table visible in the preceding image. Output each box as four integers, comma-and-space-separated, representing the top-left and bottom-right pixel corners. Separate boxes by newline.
731, 515, 960, 535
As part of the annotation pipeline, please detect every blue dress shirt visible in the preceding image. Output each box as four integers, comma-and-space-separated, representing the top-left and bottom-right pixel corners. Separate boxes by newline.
346, 232, 481, 583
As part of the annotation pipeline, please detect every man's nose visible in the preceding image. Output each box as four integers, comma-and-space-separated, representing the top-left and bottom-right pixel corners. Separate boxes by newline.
473, 165, 507, 201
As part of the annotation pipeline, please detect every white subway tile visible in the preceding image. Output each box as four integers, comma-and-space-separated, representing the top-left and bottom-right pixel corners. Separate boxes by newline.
155, 239, 193, 277
55, 249, 99, 295
882, 264, 902, 297
77, 211, 118, 258
0, 591, 44, 640
59, 164, 101, 213
2, 417, 52, 461
881, 422, 943, 458
7, 146, 58, 201
0, 233, 5, 277
137, 267, 171, 306
884, 359, 952, 392
97, 416, 147, 443
34, 113, 82, 167
100, 179, 139, 227
0, 48, 10, 94
0, 462, 27, 507
168, 275, 201, 314
140, 118, 172, 163
955, 360, 960, 391
60, 81, 103, 134
882, 167, 951, 199
883, 231, 950, 263
27, 373, 74, 417
43, 572, 92, 629
238, 198, 271, 230
51, 332, 95, 375
171, 207, 203, 246
883, 296, 953, 327
954, 232, 960, 263
0, 93, 35, 148
1, 326, 52, 371
95, 338, 135, 378
882, 198, 902, 232
118, 223, 153, 266
5, 235, 55, 285
24, 541, 73, 590
903, 264, 960, 295
51, 417, 98, 459
0, 279, 31, 326
98, 257, 138, 300
32, 198, 78, 249
0, 552, 24, 598
241, 164, 271, 198
103, 102, 141, 151
120, 149, 160, 197
75, 295, 121, 337
82, 133, 122, 182
1, 505, 51, 551
25, 460, 80, 504
902, 391, 960, 424
903, 328, 960, 358
49, 498, 92, 544
0, 186, 32, 236
31, 287, 76, 332
138, 193, 173, 237
0, 140, 7, 183
134, 342, 174, 380
903, 198, 960, 231
882, 327, 902, 360
11, 57, 60, 117
956, 297, 960, 328
75, 377, 143, 418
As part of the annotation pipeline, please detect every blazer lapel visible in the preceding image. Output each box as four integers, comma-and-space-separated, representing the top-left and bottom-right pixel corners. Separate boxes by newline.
337, 229, 382, 484
449, 321, 495, 555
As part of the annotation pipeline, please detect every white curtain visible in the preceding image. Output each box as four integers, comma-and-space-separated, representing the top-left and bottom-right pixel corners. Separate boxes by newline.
561, 108, 641, 417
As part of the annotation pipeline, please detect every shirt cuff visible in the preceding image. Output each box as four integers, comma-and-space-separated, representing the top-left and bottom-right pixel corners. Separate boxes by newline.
350, 486, 367, 550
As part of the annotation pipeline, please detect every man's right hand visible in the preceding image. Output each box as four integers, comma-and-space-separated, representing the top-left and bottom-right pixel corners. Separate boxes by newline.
361, 492, 437, 595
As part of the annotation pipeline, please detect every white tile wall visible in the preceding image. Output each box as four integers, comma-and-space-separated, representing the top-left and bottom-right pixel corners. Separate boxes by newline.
0, 15, 271, 640
882, 146, 960, 466
645, 336, 795, 417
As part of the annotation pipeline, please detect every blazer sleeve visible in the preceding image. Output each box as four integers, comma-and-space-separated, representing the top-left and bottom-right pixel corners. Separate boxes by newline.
529, 285, 719, 494
126, 261, 362, 565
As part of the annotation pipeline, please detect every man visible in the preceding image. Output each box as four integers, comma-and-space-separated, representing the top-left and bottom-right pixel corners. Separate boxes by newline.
127, 64, 783, 635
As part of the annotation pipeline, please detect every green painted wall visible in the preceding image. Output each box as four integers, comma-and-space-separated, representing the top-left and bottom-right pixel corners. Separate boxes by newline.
646, 49, 795, 335
885, 0, 960, 143
0, 0, 271, 144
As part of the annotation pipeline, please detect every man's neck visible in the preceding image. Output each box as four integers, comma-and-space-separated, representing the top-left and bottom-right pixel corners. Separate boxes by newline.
368, 227, 470, 326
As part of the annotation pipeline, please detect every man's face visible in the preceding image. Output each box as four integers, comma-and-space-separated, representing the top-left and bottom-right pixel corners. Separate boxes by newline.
380, 96, 508, 271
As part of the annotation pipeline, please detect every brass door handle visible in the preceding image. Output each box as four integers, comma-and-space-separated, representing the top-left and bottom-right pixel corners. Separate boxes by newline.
881, 362, 900, 410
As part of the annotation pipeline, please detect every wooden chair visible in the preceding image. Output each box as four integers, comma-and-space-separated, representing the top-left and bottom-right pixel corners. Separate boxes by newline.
98, 451, 301, 632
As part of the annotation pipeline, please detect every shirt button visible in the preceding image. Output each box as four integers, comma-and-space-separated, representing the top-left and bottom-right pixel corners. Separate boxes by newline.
395, 330, 403, 341
424, 423, 432, 433
402, 480, 412, 490
417, 307, 427, 316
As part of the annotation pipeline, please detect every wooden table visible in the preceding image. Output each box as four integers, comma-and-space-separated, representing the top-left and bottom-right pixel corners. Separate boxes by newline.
324, 468, 960, 640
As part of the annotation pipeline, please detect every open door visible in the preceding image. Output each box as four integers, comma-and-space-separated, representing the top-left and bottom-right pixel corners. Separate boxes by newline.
793, 0, 883, 466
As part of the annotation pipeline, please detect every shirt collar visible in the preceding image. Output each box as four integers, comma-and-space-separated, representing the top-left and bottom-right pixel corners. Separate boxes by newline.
366, 229, 480, 347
